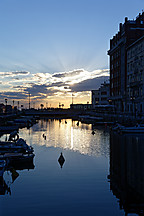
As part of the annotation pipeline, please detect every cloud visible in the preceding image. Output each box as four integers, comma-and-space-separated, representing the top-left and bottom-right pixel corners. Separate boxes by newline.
0, 91, 27, 99
52, 69, 84, 78
0, 68, 109, 106
70, 76, 109, 92
0, 71, 30, 77
24, 84, 58, 97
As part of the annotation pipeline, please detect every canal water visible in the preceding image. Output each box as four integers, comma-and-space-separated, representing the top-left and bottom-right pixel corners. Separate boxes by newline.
0, 119, 144, 216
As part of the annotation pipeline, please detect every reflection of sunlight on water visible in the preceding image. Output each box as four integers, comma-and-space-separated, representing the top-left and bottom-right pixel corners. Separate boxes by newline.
71, 127, 73, 149
16, 119, 110, 157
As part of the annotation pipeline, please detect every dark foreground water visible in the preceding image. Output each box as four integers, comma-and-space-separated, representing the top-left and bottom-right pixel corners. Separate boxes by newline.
0, 119, 144, 216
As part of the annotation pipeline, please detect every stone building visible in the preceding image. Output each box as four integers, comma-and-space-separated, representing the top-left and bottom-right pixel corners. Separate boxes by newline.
126, 35, 144, 116
70, 103, 92, 110
108, 12, 144, 112
91, 81, 110, 108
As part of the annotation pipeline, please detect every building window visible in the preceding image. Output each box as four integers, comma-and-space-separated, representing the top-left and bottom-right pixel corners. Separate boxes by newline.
101, 91, 107, 95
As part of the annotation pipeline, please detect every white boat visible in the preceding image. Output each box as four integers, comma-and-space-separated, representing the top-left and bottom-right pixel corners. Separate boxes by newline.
0, 138, 34, 154
120, 125, 144, 133
113, 124, 144, 133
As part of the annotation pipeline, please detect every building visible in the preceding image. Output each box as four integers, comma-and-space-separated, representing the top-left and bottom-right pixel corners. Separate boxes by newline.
108, 12, 144, 112
70, 103, 92, 110
0, 103, 5, 113
126, 35, 144, 116
91, 81, 110, 108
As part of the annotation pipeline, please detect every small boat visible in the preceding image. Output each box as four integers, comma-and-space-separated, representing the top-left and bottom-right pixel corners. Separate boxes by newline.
120, 125, 144, 133
79, 115, 103, 124
113, 123, 144, 133
0, 153, 35, 164
0, 138, 34, 154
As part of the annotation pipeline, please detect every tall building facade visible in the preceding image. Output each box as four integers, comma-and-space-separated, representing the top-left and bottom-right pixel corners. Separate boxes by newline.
91, 81, 110, 108
126, 35, 144, 116
108, 12, 144, 112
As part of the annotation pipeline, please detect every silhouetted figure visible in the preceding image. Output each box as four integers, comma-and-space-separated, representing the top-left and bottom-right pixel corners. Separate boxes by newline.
42, 134, 45, 138
76, 121, 79, 126
59, 119, 61, 123
58, 152, 65, 168
65, 120, 67, 124
44, 136, 46, 140
92, 130, 95, 135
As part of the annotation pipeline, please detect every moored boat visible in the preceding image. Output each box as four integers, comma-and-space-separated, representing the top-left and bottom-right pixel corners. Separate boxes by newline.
120, 125, 144, 133
0, 125, 19, 132
0, 138, 34, 154
113, 123, 144, 133
0, 152, 34, 163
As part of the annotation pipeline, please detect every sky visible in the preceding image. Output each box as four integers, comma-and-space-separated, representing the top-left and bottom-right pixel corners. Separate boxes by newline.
0, 0, 143, 108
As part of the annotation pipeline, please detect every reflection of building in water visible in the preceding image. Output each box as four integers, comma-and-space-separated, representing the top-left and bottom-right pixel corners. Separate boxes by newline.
109, 133, 144, 215
0, 159, 35, 196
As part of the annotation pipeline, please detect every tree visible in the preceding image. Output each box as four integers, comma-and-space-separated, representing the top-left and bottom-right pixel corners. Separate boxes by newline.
40, 104, 44, 109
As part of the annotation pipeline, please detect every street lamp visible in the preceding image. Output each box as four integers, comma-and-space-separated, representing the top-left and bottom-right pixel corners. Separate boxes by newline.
5, 98, 7, 114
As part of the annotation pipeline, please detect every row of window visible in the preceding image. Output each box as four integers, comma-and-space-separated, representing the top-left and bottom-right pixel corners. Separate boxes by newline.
111, 50, 120, 60
93, 91, 108, 96
127, 42, 144, 59
126, 103, 143, 113
127, 56, 143, 71
127, 71, 143, 83
94, 97, 107, 101
127, 87, 143, 97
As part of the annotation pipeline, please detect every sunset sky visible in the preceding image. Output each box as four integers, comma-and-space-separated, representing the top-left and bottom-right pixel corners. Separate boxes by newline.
0, 0, 143, 108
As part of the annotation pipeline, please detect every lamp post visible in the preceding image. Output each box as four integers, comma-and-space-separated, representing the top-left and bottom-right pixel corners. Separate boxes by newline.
5, 98, 7, 114
72, 94, 74, 104
29, 93, 30, 109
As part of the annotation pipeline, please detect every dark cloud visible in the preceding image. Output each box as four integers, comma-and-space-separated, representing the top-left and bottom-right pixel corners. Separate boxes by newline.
12, 85, 24, 89
0, 91, 27, 99
12, 77, 20, 80
24, 84, 57, 97
52, 69, 83, 78
70, 76, 109, 92
0, 71, 29, 77
47, 82, 64, 87
11, 71, 29, 75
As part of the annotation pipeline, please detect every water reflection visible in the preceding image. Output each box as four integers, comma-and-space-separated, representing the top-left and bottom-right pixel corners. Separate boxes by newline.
19, 119, 110, 157
109, 132, 144, 215
1, 159, 34, 196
